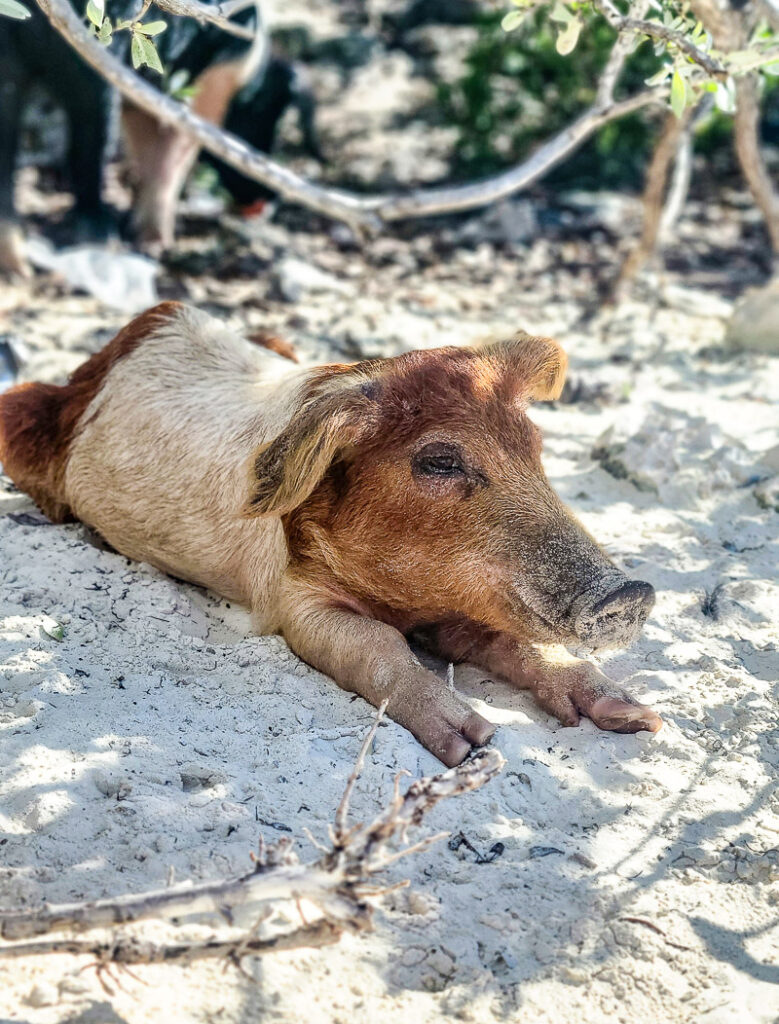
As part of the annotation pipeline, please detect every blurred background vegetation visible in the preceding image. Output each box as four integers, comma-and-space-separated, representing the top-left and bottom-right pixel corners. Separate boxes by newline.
439, 10, 778, 191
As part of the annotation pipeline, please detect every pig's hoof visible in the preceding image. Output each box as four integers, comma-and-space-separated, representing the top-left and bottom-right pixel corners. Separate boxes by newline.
587, 695, 663, 734
431, 710, 496, 768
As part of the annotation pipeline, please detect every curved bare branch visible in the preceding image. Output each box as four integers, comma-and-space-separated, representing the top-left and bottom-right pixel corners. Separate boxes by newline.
34, 0, 664, 231
151, 0, 255, 40
380, 90, 662, 221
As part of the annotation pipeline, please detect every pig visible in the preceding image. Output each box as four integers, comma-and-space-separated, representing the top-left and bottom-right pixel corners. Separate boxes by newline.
119, 11, 267, 249
199, 57, 323, 215
0, 302, 661, 765
0, 0, 133, 276
0, 1, 319, 270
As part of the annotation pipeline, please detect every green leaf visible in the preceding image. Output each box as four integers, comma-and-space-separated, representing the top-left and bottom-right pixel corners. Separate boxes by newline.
549, 1, 573, 25
728, 49, 758, 68
501, 9, 525, 31
714, 78, 736, 114
98, 15, 112, 43
689, 20, 709, 48
555, 15, 581, 56
131, 33, 144, 68
167, 68, 190, 92
85, 0, 104, 28
670, 69, 686, 118
0, 0, 30, 18
132, 30, 163, 74
645, 64, 672, 87
41, 616, 64, 642
167, 67, 198, 100
138, 19, 166, 35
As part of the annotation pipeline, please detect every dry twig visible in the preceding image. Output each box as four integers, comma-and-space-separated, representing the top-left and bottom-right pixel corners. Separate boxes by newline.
618, 916, 695, 952
0, 708, 504, 966
150, 0, 255, 40
592, 0, 728, 78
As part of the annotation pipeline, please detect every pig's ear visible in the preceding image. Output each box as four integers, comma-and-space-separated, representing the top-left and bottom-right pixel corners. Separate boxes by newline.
243, 378, 378, 518
479, 332, 568, 403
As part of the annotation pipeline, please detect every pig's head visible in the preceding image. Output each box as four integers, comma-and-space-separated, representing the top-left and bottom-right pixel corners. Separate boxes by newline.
244, 334, 655, 650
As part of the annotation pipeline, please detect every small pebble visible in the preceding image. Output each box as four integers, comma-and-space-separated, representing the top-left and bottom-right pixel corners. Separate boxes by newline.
427, 949, 455, 976
27, 982, 59, 1007
59, 975, 92, 995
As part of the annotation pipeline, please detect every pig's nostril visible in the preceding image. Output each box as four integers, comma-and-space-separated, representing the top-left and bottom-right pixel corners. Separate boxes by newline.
574, 580, 655, 647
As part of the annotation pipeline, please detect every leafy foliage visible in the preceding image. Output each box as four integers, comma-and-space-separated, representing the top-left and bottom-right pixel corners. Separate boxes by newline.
502, 0, 779, 117
84, 0, 166, 73
440, 2, 779, 189
438, 10, 662, 187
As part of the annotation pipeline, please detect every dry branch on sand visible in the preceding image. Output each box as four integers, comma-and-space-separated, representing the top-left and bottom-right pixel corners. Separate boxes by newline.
0, 707, 504, 967
35, 0, 664, 233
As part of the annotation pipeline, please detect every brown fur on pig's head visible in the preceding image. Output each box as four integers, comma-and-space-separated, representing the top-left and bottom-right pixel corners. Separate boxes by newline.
244, 332, 564, 518
470, 330, 568, 403
245, 333, 653, 649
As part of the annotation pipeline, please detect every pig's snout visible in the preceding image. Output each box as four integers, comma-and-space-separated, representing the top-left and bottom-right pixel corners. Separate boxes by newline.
571, 579, 655, 648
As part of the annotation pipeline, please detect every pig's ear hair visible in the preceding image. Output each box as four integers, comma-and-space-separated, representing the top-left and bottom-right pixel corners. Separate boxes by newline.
243, 375, 379, 518
477, 331, 568, 402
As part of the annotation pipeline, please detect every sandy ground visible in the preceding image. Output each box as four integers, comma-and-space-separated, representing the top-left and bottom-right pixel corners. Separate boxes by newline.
0, 212, 778, 1024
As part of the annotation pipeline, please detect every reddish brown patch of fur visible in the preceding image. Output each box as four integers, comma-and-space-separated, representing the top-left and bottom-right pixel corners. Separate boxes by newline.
248, 331, 299, 363
0, 302, 182, 522
279, 343, 563, 632
191, 60, 246, 126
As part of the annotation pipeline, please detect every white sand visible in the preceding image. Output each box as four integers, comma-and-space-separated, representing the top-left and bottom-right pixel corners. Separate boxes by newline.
1, 253, 778, 1023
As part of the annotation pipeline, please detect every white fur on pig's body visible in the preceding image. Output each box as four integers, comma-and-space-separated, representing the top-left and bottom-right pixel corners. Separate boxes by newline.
64, 306, 302, 629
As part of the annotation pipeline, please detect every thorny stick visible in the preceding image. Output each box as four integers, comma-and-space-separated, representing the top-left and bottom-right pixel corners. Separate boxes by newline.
334, 699, 389, 841
0, 710, 504, 966
619, 917, 696, 952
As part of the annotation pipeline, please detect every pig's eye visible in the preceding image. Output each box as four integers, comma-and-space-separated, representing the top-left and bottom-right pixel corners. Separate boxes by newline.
413, 444, 465, 479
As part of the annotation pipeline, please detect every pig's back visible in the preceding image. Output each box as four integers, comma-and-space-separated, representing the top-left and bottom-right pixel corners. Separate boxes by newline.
64, 304, 303, 605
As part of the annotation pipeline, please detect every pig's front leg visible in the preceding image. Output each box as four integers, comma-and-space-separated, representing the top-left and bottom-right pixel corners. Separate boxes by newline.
277, 597, 495, 767
421, 621, 662, 734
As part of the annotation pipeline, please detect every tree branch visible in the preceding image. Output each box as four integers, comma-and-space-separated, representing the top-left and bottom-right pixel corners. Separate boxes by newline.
0, 919, 353, 964
614, 103, 691, 297
691, 0, 779, 258
733, 73, 779, 254
377, 89, 664, 221
0, 706, 505, 965
596, 0, 651, 107
150, 0, 255, 40
592, 0, 728, 78
34, 0, 664, 231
